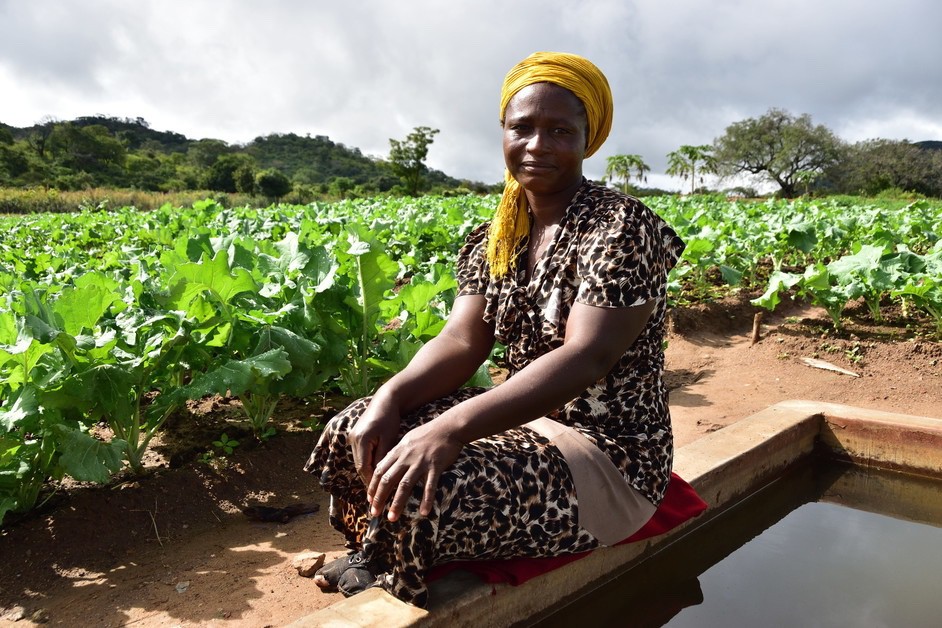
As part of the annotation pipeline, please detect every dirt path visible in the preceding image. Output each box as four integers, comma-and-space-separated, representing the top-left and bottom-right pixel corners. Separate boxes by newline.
1, 298, 940, 627
667, 299, 942, 446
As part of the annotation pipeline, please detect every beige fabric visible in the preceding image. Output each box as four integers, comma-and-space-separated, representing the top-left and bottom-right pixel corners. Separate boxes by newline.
524, 417, 656, 546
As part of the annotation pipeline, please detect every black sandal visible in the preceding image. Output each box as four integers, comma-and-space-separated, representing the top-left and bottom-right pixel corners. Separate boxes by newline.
337, 564, 379, 597
313, 551, 368, 591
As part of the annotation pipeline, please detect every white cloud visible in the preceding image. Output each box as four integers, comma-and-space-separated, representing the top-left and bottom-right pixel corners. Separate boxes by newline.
838, 112, 942, 145
1, 0, 940, 183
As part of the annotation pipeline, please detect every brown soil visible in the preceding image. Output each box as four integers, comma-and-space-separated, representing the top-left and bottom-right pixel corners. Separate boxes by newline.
1, 296, 940, 627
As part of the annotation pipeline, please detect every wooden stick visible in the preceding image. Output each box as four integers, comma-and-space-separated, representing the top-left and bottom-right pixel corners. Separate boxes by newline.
750, 311, 764, 345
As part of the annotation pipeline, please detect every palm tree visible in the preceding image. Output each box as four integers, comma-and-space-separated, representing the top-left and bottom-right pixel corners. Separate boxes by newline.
603, 154, 650, 194
666, 145, 718, 194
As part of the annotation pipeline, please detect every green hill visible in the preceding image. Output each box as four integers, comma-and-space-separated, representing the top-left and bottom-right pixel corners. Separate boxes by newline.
0, 115, 479, 195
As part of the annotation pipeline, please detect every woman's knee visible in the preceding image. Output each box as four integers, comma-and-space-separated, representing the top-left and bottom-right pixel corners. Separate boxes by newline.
326, 396, 373, 432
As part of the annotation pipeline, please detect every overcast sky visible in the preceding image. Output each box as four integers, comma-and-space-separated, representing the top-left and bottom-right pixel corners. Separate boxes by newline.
2, 0, 940, 190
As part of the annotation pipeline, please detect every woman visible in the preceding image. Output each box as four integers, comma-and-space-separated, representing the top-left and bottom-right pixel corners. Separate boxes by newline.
305, 51, 685, 607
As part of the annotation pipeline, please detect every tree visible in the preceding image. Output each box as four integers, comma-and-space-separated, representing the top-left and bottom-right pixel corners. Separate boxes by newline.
823, 139, 942, 197
234, 163, 256, 194
26, 115, 57, 159
255, 168, 292, 200
388, 126, 439, 196
666, 144, 718, 194
187, 138, 231, 169
125, 153, 164, 190
203, 153, 256, 193
0, 142, 31, 184
47, 123, 127, 185
713, 108, 843, 197
0, 131, 30, 183
603, 154, 650, 193
328, 176, 355, 199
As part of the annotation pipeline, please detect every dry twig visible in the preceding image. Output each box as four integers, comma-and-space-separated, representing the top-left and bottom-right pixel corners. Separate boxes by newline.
750, 311, 764, 346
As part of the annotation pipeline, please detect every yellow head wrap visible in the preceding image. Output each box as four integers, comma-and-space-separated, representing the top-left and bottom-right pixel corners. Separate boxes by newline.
487, 51, 613, 278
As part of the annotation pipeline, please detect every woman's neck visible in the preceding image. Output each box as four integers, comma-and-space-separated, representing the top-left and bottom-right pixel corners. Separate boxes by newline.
525, 177, 583, 227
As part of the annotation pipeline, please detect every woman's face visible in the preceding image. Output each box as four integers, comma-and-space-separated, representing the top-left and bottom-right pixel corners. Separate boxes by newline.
502, 82, 588, 198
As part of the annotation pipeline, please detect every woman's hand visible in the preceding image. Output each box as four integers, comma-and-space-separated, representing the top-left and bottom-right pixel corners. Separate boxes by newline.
348, 294, 492, 488
349, 396, 402, 487
367, 419, 464, 522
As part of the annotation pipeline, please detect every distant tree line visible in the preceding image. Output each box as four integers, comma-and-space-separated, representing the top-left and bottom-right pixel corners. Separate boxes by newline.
0, 116, 496, 200
604, 108, 942, 198
4, 110, 940, 201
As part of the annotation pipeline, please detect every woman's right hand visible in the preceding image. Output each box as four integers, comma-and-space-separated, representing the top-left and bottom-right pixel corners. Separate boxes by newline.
347, 295, 492, 487
349, 394, 402, 487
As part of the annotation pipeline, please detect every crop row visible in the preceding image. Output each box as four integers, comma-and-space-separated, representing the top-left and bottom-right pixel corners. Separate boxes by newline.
1, 194, 940, 524
0, 196, 493, 524
646, 196, 942, 330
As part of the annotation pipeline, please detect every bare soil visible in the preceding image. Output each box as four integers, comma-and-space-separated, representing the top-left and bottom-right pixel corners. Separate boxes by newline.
1, 296, 940, 627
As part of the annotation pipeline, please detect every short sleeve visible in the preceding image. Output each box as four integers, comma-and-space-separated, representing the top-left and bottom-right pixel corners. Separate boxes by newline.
576, 201, 683, 308
456, 222, 491, 296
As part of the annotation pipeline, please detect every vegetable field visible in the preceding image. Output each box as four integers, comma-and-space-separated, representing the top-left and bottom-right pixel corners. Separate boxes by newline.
1, 194, 941, 525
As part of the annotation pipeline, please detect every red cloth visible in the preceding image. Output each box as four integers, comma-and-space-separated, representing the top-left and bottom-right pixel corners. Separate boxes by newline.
427, 472, 707, 586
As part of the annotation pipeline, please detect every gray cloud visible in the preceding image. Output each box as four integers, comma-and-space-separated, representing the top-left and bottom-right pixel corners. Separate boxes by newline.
1, 0, 940, 188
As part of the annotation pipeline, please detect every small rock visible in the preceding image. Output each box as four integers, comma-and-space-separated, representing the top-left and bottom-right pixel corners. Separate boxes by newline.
175, 581, 190, 593
1, 606, 26, 622
31, 609, 50, 624
293, 551, 326, 577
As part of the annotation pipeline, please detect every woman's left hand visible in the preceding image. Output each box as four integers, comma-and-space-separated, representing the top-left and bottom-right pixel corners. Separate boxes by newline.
367, 419, 464, 522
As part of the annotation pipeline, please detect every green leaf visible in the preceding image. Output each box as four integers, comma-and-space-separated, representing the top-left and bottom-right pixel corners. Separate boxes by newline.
53, 425, 126, 483
305, 245, 339, 293
73, 271, 122, 294
682, 237, 715, 261
0, 311, 17, 345
750, 271, 801, 311
719, 265, 743, 286
53, 283, 121, 335
0, 323, 54, 389
178, 348, 292, 400
344, 231, 398, 321
0, 496, 18, 527
827, 245, 884, 279
23, 314, 60, 344
168, 250, 259, 307
391, 277, 456, 340
39, 365, 134, 430
786, 223, 817, 252
170, 289, 218, 325
0, 386, 41, 431
272, 232, 309, 273
465, 360, 494, 388
255, 326, 321, 363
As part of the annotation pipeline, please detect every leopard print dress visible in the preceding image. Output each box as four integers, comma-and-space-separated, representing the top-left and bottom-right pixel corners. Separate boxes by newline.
305, 179, 685, 606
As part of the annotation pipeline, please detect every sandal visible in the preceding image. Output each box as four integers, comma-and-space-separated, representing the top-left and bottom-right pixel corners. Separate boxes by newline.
337, 564, 379, 597
313, 551, 367, 591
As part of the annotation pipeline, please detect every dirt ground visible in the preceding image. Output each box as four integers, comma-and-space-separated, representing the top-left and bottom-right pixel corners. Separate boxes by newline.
1, 296, 940, 627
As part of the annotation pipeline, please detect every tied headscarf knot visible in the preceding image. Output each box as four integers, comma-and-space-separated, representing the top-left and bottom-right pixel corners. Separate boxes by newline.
487, 51, 613, 278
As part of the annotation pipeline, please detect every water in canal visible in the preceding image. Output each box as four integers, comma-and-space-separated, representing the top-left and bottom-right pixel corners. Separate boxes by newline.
536, 457, 942, 628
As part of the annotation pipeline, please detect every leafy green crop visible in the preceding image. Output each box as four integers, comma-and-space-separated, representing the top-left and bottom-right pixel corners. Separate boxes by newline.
647, 196, 942, 331
0, 192, 939, 524
0, 194, 494, 523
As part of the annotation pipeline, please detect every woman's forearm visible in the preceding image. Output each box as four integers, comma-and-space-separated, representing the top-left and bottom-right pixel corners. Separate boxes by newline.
440, 300, 656, 444
440, 341, 605, 443
374, 294, 495, 415
376, 330, 490, 414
